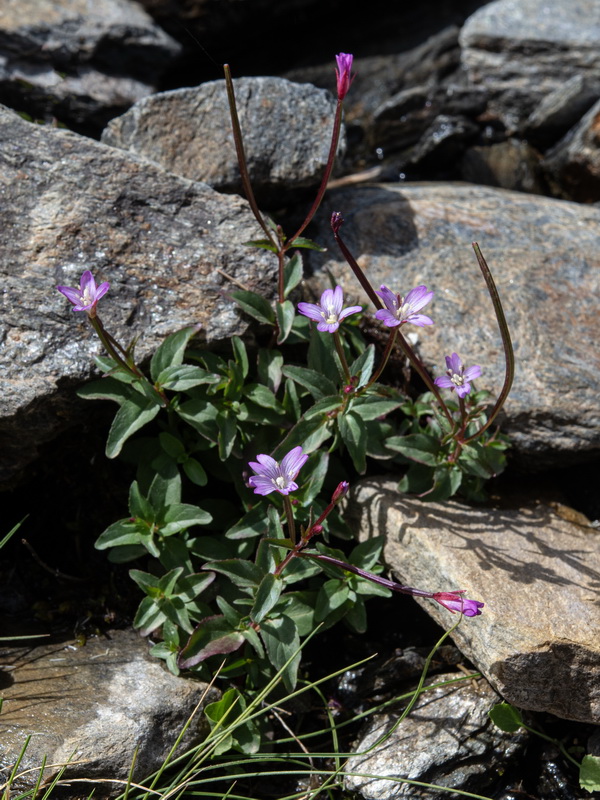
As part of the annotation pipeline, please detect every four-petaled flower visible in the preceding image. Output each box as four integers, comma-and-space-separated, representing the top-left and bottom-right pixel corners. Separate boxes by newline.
248, 446, 308, 496
434, 353, 481, 398
57, 270, 110, 317
335, 53, 354, 100
375, 284, 434, 328
297, 286, 362, 333
432, 591, 484, 617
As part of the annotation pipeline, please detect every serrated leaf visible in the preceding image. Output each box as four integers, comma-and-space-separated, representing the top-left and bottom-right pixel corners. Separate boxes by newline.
106, 395, 161, 458
230, 289, 275, 326
488, 702, 523, 732
150, 326, 198, 382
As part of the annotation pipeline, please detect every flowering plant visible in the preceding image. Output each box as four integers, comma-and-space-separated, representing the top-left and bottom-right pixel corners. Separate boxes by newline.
55, 52, 512, 749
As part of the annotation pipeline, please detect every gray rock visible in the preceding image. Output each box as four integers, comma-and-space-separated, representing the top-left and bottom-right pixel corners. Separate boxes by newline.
523, 75, 600, 149
102, 77, 342, 207
0, 629, 219, 791
306, 182, 600, 466
347, 479, 600, 724
0, 0, 181, 135
408, 114, 479, 169
345, 672, 524, 799
460, 0, 600, 132
0, 104, 274, 483
542, 98, 600, 203
461, 139, 545, 194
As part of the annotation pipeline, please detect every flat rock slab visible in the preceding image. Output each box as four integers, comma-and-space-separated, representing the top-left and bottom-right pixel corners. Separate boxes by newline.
0, 629, 219, 791
102, 77, 341, 207
0, 0, 181, 134
345, 673, 523, 799
347, 478, 600, 724
307, 181, 600, 466
0, 104, 274, 483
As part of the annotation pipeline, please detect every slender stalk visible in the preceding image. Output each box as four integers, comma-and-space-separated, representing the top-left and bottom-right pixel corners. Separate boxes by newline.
223, 65, 275, 245
331, 217, 382, 310
282, 495, 296, 545
285, 99, 345, 248
463, 243, 514, 444
333, 330, 351, 383
360, 328, 397, 391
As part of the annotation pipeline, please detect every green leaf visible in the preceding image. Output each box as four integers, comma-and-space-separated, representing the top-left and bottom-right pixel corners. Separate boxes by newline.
315, 579, 349, 622
257, 348, 284, 394
129, 569, 160, 595
303, 395, 342, 420
350, 345, 375, 387
176, 398, 219, 440
159, 432, 186, 459
344, 596, 367, 633
243, 384, 284, 412
225, 504, 269, 540
133, 596, 166, 636
282, 365, 337, 400
259, 615, 301, 692
288, 236, 326, 252
250, 573, 283, 624
183, 457, 208, 486
148, 462, 182, 509
77, 376, 135, 404
95, 519, 143, 550
231, 336, 249, 378
580, 755, 600, 793
156, 364, 219, 391
282, 251, 303, 298
150, 326, 198, 382
105, 395, 161, 458
203, 559, 265, 589
160, 503, 212, 535
386, 433, 441, 466
488, 702, 523, 733
272, 414, 332, 459
217, 411, 237, 460
230, 289, 275, 326
295, 450, 329, 506
129, 480, 155, 521
244, 238, 278, 253
338, 410, 367, 473
351, 395, 404, 421
276, 300, 296, 344
349, 536, 385, 571
178, 616, 245, 669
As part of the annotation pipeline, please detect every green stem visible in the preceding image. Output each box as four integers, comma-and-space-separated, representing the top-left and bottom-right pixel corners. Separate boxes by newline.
463, 243, 514, 445
333, 330, 351, 383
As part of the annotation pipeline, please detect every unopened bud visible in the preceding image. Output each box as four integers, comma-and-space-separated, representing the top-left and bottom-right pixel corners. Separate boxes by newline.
331, 211, 344, 234
332, 481, 350, 503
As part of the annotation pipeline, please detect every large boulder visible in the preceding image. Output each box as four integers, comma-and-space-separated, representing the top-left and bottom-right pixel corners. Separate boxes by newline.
0, 104, 274, 484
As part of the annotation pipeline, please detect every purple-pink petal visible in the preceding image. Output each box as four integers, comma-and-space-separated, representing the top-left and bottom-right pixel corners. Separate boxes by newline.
446, 352, 462, 373
280, 445, 308, 478
434, 375, 454, 390
406, 313, 433, 327
404, 285, 434, 312
297, 302, 324, 322
464, 365, 482, 382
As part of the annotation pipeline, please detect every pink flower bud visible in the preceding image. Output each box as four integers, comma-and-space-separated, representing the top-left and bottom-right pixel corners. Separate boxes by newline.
335, 53, 355, 100
332, 481, 350, 503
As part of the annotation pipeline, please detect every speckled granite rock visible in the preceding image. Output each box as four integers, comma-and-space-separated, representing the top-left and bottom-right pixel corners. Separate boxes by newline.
0, 629, 219, 791
0, 104, 274, 483
102, 77, 342, 208
348, 478, 600, 724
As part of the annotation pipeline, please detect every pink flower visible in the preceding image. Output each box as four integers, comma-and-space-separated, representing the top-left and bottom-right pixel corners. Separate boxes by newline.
335, 53, 355, 100
297, 286, 362, 333
432, 591, 484, 617
248, 446, 308, 496
57, 270, 110, 317
434, 353, 481, 398
375, 284, 434, 328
